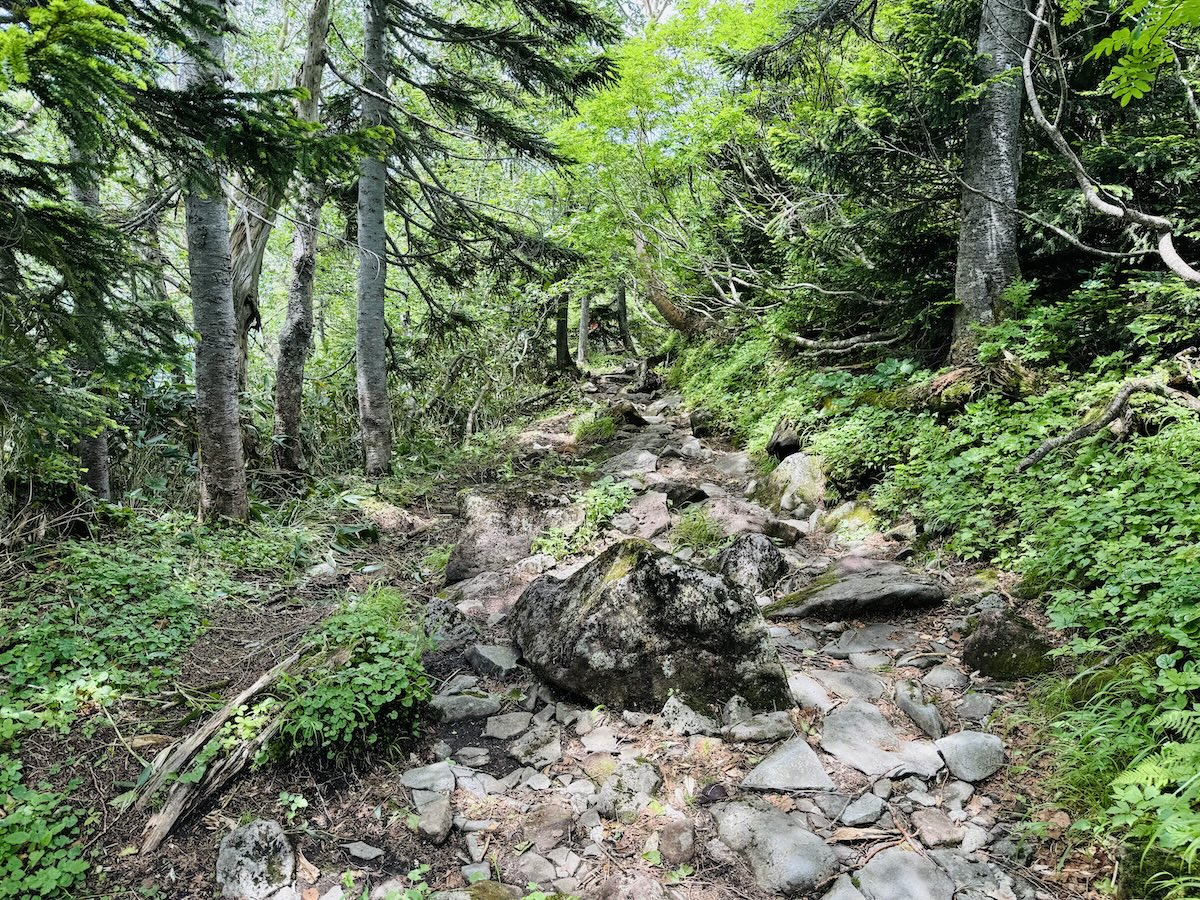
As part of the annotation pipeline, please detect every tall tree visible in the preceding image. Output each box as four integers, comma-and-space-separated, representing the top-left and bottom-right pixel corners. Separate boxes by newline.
274, 0, 334, 473
184, 0, 249, 520
950, 0, 1030, 363
576, 293, 591, 367
356, 0, 395, 476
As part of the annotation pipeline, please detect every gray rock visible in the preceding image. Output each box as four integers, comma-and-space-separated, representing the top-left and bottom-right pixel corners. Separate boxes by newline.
849, 651, 890, 670
714, 451, 753, 478
459, 863, 491, 884
510, 540, 792, 712
509, 851, 556, 887
661, 695, 720, 736
521, 801, 574, 852
822, 874, 868, 900
923, 665, 969, 692
742, 737, 835, 791
485, 711, 533, 740
935, 732, 1004, 782
928, 849, 1038, 900
788, 671, 835, 712
911, 808, 962, 847
841, 793, 886, 826
429, 693, 501, 722
823, 623, 920, 658
601, 449, 659, 477
466, 644, 521, 677
596, 762, 662, 823
724, 710, 794, 742
216, 820, 297, 900
856, 847, 954, 900
769, 565, 945, 619
813, 669, 886, 701
711, 533, 787, 596
955, 693, 997, 722
821, 700, 944, 778
342, 841, 383, 861
759, 453, 826, 517
766, 417, 802, 461
414, 791, 452, 844
401, 761, 455, 793
722, 695, 753, 726
660, 818, 696, 864
712, 798, 840, 895
698, 496, 773, 536
895, 680, 946, 739
446, 489, 579, 584
595, 873, 669, 899
961, 610, 1053, 679
509, 722, 562, 768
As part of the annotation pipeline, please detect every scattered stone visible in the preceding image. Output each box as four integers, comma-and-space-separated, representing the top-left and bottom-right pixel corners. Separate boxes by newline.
929, 849, 1038, 900
911, 808, 962, 848
813, 669, 886, 701
821, 700, 944, 778
842, 793, 886, 826
819, 501, 878, 539
714, 451, 753, 478
595, 873, 669, 900
414, 791, 452, 844
522, 802, 574, 852
742, 737, 835, 791
580, 726, 619, 754
484, 711, 533, 740
509, 722, 562, 768
596, 762, 662, 823
923, 665, 969, 692
401, 762, 455, 793
722, 695, 753, 727
961, 611, 1053, 679
855, 847, 954, 900
823, 623, 920, 658
445, 489, 578, 584
759, 453, 825, 517
511, 540, 791, 712
216, 820, 297, 900
822, 874, 868, 900
712, 798, 840, 896
660, 819, 696, 864
341, 841, 383, 862
766, 418, 802, 462
955, 693, 997, 722
661, 695, 720, 736
788, 671, 835, 712
961, 824, 990, 853
438, 674, 479, 696
935, 732, 1005, 782
460, 863, 491, 884
690, 408, 715, 437
711, 533, 787, 596
601, 449, 659, 477
724, 710, 793, 742
769, 564, 945, 619
849, 651, 890, 670
508, 851, 556, 887
429, 693, 501, 722
698, 496, 773, 536
455, 746, 489, 768
466, 644, 521, 677
894, 680, 946, 739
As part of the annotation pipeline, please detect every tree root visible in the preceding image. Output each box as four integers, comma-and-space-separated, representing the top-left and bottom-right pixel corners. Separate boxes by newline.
1017, 379, 1200, 473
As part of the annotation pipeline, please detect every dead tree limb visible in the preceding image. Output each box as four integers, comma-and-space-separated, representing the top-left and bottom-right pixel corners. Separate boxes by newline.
1017, 379, 1200, 472
777, 331, 901, 355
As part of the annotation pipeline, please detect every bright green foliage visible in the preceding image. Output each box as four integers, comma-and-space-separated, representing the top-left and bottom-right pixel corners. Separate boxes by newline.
670, 507, 727, 555
276, 587, 431, 756
572, 412, 617, 444
533, 476, 633, 559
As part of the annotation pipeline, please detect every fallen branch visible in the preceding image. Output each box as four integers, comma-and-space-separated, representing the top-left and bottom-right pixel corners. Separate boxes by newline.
777, 330, 900, 355
1017, 379, 1200, 472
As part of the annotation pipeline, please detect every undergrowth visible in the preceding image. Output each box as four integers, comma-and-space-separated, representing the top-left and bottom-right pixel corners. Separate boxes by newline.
672, 318, 1200, 897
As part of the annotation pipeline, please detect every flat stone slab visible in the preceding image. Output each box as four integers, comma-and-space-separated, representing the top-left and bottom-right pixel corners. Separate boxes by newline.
935, 731, 1004, 782
823, 624, 920, 659
601, 449, 659, 477
787, 671, 834, 712
821, 700, 943, 778
401, 761, 455, 792
855, 847, 954, 900
429, 693, 501, 722
742, 737, 834, 791
813, 669, 886, 701
770, 567, 945, 620
466, 643, 521, 677
713, 799, 840, 896
484, 711, 533, 740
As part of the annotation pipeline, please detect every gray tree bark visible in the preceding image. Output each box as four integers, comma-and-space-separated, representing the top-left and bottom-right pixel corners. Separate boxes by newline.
184, 0, 249, 520
615, 281, 635, 353
356, 0, 394, 476
951, 0, 1030, 364
68, 145, 112, 501
555, 293, 574, 372
273, 0, 334, 473
576, 293, 591, 367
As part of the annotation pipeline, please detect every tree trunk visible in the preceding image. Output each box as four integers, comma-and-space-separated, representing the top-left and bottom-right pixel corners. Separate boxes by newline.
633, 230, 699, 335
576, 293, 590, 367
356, 0, 394, 477
229, 181, 277, 391
615, 281, 635, 353
273, 0, 333, 473
184, 0, 249, 521
68, 145, 112, 501
555, 292, 574, 372
950, 0, 1029, 364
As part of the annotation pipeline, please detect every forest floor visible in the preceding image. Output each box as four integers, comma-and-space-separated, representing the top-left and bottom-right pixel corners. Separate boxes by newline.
44, 365, 1114, 900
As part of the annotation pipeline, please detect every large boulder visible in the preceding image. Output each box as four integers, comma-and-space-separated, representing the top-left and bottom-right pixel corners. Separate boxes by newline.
758, 453, 825, 517
711, 533, 787, 596
215, 820, 298, 900
961, 610, 1053, 679
768, 561, 944, 619
445, 488, 581, 584
712, 798, 840, 896
510, 540, 793, 712
766, 417, 802, 461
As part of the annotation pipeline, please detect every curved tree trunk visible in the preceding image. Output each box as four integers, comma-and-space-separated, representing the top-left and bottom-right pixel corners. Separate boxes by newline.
633, 230, 700, 335
273, 0, 333, 473
356, 0, 394, 476
950, 0, 1030, 364
184, 0, 248, 521
576, 293, 590, 367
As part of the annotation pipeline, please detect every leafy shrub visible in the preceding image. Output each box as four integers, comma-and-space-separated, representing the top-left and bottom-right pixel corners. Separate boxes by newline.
532, 476, 634, 559
573, 412, 617, 444
671, 508, 726, 555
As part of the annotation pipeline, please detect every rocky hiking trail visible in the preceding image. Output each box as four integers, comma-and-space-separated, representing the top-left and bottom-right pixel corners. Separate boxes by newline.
205, 370, 1069, 900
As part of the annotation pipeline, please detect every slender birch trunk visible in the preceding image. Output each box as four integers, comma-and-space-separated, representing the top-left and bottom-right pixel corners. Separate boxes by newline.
576, 293, 590, 367
615, 281, 635, 353
356, 0, 394, 476
273, 0, 334, 472
950, 0, 1030, 363
184, 0, 248, 520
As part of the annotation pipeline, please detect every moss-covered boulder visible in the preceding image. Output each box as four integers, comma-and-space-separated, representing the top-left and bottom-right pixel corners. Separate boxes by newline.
757, 453, 825, 517
962, 610, 1053, 679
510, 540, 792, 713
766, 561, 945, 619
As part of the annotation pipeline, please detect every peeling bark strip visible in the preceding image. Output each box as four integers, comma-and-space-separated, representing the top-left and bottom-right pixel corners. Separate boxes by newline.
1017, 379, 1200, 472
356, 0, 395, 477
273, 0, 334, 473
951, 0, 1030, 364
184, 0, 248, 521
